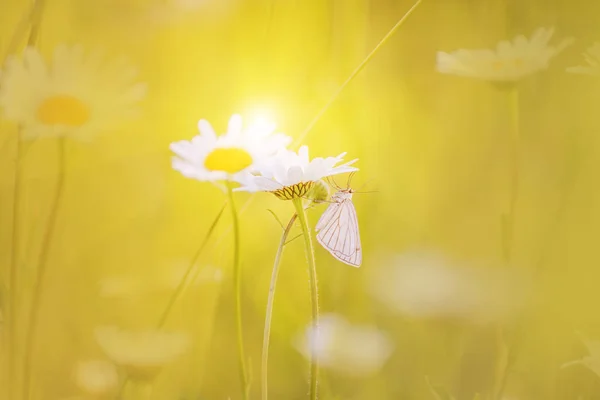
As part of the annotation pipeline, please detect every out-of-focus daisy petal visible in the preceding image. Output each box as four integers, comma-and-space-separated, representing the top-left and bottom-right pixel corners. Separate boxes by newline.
294, 313, 393, 376
436, 27, 572, 82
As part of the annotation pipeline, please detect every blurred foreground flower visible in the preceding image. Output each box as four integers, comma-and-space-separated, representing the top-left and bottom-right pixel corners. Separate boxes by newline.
235, 145, 358, 200
567, 42, 600, 76
0, 45, 147, 140
74, 360, 119, 397
95, 326, 190, 381
171, 114, 291, 183
437, 27, 572, 82
294, 313, 393, 376
370, 250, 528, 324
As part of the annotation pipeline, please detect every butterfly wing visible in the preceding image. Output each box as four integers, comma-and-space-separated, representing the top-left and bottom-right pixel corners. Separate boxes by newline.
315, 198, 362, 267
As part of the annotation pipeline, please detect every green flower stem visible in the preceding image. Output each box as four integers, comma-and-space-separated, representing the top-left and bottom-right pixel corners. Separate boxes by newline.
7, 3, 46, 397
292, 0, 423, 148
227, 182, 249, 400
262, 213, 298, 400
7, 137, 22, 400
2, 0, 45, 63
22, 137, 67, 400
292, 198, 319, 400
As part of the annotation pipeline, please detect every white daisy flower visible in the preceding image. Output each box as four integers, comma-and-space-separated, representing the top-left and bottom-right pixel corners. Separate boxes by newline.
170, 114, 291, 183
294, 313, 393, 376
567, 42, 600, 76
0, 44, 147, 140
436, 27, 573, 82
234, 145, 358, 200
95, 326, 190, 381
74, 360, 119, 396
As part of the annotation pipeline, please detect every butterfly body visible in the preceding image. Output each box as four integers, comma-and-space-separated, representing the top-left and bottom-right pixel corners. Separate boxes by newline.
315, 188, 362, 267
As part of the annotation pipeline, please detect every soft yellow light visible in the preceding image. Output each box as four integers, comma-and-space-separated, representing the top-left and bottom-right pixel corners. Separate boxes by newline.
243, 107, 279, 136
248, 114, 277, 135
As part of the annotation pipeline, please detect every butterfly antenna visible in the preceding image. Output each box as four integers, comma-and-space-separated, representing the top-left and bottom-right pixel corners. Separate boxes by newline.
330, 175, 342, 191
347, 171, 357, 189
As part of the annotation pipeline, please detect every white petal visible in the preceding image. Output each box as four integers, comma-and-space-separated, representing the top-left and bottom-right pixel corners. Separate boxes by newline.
197, 119, 217, 140
228, 114, 243, 135
285, 165, 304, 186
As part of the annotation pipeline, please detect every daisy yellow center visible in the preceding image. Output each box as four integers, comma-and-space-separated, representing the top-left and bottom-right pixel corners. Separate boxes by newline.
272, 181, 315, 201
36, 95, 90, 127
204, 147, 253, 174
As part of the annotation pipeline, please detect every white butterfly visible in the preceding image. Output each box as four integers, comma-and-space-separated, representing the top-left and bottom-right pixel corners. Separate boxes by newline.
315, 186, 362, 267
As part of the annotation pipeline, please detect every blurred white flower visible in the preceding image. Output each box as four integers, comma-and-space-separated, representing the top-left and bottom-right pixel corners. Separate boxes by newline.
437, 27, 573, 81
370, 250, 527, 323
567, 42, 600, 76
0, 44, 147, 140
74, 360, 119, 396
170, 114, 291, 183
294, 313, 393, 376
95, 326, 190, 381
235, 145, 358, 200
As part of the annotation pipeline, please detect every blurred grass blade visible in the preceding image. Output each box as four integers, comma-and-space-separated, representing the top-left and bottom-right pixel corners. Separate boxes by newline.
266, 209, 285, 230
157, 201, 227, 328
284, 232, 303, 246
293, 0, 424, 147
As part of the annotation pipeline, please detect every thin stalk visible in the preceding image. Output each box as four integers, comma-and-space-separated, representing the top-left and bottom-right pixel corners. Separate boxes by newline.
292, 198, 319, 400
1, 0, 45, 63
227, 182, 249, 400
495, 87, 520, 400
262, 213, 298, 400
7, 137, 22, 400
22, 137, 67, 400
292, 0, 424, 148
157, 202, 227, 328
6, 3, 46, 396
26, 0, 46, 47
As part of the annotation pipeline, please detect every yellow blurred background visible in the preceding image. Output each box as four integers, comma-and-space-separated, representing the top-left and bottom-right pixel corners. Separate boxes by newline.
2, 0, 600, 399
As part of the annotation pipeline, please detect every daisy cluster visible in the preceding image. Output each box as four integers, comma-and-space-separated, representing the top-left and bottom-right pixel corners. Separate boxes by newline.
170, 114, 359, 200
